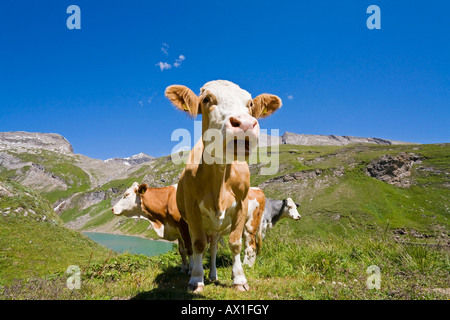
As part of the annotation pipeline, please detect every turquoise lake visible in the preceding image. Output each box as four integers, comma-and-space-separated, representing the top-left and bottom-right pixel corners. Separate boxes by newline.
83, 232, 173, 256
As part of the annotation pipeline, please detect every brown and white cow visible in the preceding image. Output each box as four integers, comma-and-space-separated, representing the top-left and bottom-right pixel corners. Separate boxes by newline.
165, 80, 281, 292
111, 182, 193, 272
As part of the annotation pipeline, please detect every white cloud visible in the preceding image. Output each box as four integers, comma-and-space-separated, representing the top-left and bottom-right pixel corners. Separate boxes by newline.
174, 54, 186, 68
287, 94, 294, 100
156, 61, 172, 71
161, 43, 169, 55
139, 101, 143, 107
156, 44, 186, 70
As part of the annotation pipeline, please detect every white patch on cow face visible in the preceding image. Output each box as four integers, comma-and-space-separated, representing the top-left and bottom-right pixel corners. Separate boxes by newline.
200, 81, 260, 162
111, 182, 142, 218
285, 198, 301, 220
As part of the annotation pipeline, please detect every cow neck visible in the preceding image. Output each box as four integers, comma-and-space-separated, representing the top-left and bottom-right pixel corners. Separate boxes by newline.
272, 199, 287, 225
199, 154, 250, 209
139, 190, 167, 225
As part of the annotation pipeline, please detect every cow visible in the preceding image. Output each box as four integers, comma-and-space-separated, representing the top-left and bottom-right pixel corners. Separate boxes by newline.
165, 80, 282, 292
111, 182, 193, 273
260, 197, 301, 238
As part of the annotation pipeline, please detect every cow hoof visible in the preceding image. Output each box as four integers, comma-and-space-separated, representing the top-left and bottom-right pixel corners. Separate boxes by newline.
188, 283, 204, 293
233, 283, 250, 292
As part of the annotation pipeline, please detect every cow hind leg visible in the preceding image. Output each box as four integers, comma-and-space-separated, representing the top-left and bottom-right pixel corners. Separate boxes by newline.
177, 237, 189, 273
178, 219, 193, 274
229, 218, 249, 291
242, 228, 257, 267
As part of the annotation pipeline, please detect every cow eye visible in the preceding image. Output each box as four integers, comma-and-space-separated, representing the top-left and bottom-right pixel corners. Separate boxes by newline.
202, 96, 210, 104
247, 100, 254, 108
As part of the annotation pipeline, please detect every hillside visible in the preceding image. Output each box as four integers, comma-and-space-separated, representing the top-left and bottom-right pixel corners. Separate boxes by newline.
1, 131, 448, 242
0, 131, 448, 299
0, 179, 111, 285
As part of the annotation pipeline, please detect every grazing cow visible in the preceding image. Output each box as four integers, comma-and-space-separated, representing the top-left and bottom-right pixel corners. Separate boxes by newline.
165, 80, 281, 292
111, 182, 193, 272
260, 198, 301, 238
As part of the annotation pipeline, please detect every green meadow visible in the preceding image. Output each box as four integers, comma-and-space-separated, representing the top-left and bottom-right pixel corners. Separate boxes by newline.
1, 143, 449, 299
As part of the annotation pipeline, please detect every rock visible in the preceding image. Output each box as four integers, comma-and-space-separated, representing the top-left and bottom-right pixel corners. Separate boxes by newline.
0, 132, 73, 154
280, 132, 410, 146
366, 153, 421, 188
256, 132, 412, 147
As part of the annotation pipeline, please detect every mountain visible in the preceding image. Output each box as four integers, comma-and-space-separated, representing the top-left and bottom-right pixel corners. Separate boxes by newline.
258, 132, 412, 147
0, 131, 448, 244
0, 130, 449, 299
280, 132, 412, 146
0, 131, 74, 154
105, 153, 155, 166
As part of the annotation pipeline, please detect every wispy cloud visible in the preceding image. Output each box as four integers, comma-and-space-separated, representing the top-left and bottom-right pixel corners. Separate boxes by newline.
173, 55, 186, 67
161, 43, 169, 55
139, 92, 157, 107
156, 44, 186, 71
287, 94, 294, 100
156, 61, 172, 71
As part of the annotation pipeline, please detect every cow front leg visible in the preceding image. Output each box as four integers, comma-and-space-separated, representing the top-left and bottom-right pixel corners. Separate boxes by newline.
186, 206, 207, 293
228, 200, 249, 292
209, 233, 220, 282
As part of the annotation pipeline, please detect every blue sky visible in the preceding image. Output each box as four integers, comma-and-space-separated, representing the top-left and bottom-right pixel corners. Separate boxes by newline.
0, 1, 449, 159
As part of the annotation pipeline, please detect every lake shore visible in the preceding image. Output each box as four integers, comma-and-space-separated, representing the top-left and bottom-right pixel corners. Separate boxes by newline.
80, 230, 176, 244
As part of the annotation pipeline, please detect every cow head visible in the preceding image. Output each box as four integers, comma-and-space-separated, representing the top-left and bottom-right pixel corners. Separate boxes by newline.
165, 80, 282, 163
111, 182, 147, 217
282, 198, 301, 220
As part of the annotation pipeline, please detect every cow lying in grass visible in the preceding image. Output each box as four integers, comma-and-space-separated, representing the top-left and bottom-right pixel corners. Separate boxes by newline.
111, 182, 193, 273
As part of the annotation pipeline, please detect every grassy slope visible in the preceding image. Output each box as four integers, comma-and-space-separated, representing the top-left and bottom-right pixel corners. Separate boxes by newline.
0, 180, 111, 285
1, 143, 448, 299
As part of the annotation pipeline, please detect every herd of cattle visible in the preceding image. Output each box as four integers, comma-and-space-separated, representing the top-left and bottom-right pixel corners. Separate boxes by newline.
111, 80, 301, 293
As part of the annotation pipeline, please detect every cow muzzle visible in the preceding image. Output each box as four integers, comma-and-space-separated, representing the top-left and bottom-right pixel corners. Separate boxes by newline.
224, 114, 260, 157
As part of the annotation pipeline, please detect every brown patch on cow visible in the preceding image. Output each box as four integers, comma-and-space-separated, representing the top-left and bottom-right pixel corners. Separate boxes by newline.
138, 184, 192, 256
247, 188, 265, 253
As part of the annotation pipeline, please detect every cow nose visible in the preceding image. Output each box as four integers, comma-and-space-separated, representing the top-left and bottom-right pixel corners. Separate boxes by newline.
228, 115, 258, 132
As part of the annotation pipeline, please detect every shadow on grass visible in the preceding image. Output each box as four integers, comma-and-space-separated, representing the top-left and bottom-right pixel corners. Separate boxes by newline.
132, 251, 234, 300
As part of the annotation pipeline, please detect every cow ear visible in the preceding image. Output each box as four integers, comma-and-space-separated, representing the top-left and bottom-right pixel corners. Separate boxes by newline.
165, 85, 201, 117
251, 94, 282, 119
137, 183, 148, 194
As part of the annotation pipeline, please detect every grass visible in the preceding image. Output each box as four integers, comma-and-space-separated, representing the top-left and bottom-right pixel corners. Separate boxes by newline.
1, 143, 449, 299
1, 223, 448, 300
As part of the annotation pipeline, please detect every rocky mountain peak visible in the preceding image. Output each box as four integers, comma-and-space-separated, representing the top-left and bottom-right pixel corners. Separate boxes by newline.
104, 153, 155, 166
0, 131, 74, 154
